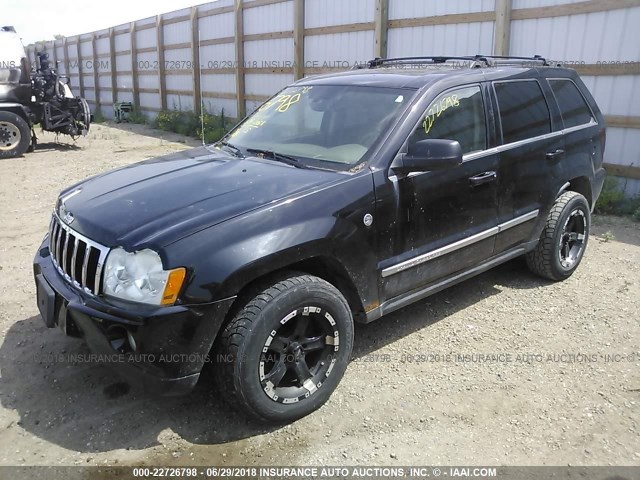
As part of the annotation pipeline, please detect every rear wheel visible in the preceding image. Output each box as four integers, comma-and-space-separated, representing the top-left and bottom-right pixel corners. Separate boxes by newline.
526, 191, 590, 281
215, 273, 354, 422
0, 111, 31, 158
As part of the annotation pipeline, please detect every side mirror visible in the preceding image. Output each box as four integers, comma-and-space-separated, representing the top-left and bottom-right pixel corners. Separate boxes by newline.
393, 139, 463, 174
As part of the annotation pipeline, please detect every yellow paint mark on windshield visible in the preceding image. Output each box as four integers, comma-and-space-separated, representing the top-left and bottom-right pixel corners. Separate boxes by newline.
259, 86, 313, 114
230, 86, 314, 137
276, 93, 301, 112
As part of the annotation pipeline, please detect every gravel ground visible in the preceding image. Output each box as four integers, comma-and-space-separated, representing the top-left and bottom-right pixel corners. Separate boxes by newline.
0, 123, 638, 467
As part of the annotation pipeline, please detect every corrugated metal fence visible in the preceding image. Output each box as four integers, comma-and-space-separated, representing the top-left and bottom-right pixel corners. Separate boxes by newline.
26, 0, 640, 194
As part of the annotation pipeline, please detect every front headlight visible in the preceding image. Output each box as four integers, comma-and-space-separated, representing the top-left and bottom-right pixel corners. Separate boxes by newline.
103, 248, 186, 305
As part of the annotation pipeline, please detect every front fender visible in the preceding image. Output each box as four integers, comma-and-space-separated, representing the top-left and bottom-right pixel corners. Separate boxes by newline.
165, 173, 379, 309
207, 223, 342, 297
0, 102, 32, 122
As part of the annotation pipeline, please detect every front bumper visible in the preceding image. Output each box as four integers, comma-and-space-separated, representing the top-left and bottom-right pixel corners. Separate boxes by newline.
33, 239, 235, 396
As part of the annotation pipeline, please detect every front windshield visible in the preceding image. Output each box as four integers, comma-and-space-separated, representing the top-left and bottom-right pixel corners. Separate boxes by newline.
224, 85, 414, 169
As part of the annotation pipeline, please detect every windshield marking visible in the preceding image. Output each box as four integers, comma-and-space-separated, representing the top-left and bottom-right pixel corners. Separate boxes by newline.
225, 84, 411, 170
259, 86, 313, 114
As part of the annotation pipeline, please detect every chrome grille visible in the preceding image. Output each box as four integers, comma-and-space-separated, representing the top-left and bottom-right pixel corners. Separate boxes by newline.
48, 213, 110, 295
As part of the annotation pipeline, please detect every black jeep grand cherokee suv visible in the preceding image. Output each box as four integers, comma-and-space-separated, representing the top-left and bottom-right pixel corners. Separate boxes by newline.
34, 55, 606, 422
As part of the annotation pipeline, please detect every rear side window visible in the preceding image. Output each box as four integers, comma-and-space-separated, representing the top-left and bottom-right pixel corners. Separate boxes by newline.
494, 80, 551, 144
549, 79, 594, 128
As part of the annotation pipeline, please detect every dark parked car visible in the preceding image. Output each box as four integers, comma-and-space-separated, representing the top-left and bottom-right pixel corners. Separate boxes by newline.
33, 55, 606, 422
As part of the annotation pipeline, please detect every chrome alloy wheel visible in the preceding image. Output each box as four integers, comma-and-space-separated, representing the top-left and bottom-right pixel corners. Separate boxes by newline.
260, 306, 339, 404
558, 208, 587, 269
0, 122, 21, 151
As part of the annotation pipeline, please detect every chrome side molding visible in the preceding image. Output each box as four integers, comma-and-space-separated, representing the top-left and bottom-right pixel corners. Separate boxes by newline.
381, 210, 539, 278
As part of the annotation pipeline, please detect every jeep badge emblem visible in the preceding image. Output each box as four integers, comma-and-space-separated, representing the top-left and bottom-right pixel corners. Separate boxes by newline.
63, 209, 74, 225
363, 213, 373, 227
59, 203, 74, 224
58, 188, 82, 225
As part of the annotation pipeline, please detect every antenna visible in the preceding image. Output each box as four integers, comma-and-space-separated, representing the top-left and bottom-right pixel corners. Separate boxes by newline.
198, 28, 205, 145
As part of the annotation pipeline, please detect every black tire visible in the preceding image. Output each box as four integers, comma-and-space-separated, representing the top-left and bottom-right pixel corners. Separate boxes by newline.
526, 191, 590, 281
215, 273, 354, 422
0, 111, 31, 158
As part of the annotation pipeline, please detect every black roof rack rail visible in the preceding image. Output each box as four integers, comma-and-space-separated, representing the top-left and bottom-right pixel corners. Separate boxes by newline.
362, 54, 554, 69
479, 54, 550, 66
364, 55, 488, 69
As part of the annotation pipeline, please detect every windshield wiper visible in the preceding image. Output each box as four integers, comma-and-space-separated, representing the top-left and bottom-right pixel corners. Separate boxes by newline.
215, 141, 244, 158
245, 148, 310, 169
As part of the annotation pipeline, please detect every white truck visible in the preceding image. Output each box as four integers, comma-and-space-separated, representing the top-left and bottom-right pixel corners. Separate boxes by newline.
0, 26, 91, 158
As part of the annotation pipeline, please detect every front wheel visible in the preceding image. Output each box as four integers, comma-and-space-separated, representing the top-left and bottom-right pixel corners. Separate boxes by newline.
526, 191, 590, 281
0, 111, 31, 158
214, 273, 354, 422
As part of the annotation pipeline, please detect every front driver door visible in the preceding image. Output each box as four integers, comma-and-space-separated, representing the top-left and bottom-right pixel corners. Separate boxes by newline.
375, 84, 500, 302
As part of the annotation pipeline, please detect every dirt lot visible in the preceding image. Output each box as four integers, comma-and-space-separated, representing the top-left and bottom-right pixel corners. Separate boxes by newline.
0, 123, 638, 467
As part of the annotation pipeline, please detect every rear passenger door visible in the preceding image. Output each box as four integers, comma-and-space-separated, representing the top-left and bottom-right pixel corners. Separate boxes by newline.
492, 79, 565, 253
548, 77, 601, 186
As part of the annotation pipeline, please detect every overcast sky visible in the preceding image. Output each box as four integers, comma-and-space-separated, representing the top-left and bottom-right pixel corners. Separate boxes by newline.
5, 0, 211, 45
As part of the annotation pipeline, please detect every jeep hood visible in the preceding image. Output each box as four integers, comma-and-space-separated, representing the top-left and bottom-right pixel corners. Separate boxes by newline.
57, 146, 342, 249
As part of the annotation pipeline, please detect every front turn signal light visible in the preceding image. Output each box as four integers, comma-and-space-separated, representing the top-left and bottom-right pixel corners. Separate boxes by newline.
161, 267, 186, 305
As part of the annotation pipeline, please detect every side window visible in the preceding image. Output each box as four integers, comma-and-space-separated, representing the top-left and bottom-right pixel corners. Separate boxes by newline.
549, 79, 594, 128
409, 85, 486, 155
494, 80, 551, 144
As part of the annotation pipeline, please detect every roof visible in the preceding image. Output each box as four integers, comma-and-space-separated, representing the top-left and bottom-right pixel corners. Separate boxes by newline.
299, 66, 562, 90
296, 55, 575, 90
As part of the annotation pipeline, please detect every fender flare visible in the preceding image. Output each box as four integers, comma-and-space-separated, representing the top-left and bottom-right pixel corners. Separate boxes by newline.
556, 181, 571, 199
0, 103, 32, 125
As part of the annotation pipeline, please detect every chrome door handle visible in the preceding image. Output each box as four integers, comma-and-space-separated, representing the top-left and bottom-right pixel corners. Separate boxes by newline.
546, 149, 565, 160
469, 171, 497, 187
